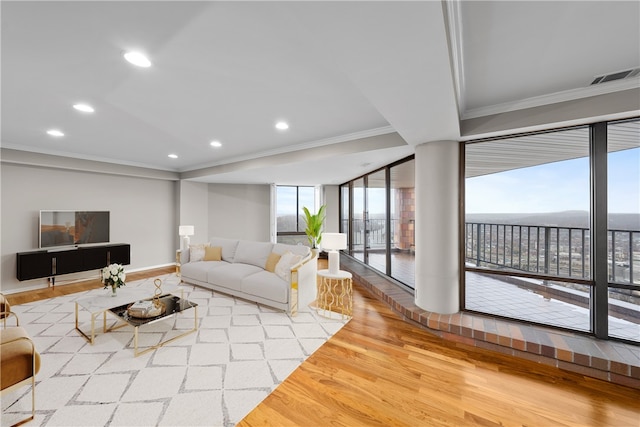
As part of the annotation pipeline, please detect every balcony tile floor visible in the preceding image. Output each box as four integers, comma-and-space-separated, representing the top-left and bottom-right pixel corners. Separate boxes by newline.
340, 255, 640, 390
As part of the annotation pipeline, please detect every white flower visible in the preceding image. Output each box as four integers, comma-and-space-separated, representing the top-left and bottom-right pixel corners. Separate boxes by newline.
102, 263, 126, 289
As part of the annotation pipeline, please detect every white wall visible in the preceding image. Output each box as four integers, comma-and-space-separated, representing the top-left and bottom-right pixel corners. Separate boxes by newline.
178, 181, 209, 247
207, 183, 270, 242
1, 163, 178, 293
323, 185, 340, 233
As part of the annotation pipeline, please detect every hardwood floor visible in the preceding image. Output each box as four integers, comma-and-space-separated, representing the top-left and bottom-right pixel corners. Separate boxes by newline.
6, 265, 640, 426
239, 264, 640, 427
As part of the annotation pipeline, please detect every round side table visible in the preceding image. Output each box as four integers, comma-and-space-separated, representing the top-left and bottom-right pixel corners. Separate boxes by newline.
316, 269, 353, 319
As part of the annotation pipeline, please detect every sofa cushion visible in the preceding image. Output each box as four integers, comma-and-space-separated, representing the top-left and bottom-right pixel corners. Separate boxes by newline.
265, 252, 281, 272
208, 263, 263, 290
242, 271, 289, 304
181, 260, 228, 282
272, 243, 310, 258
210, 237, 240, 262
189, 243, 209, 262
234, 240, 274, 269
274, 251, 302, 282
204, 246, 222, 261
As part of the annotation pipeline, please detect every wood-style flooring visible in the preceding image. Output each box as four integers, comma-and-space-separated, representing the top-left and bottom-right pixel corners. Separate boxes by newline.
6, 264, 640, 426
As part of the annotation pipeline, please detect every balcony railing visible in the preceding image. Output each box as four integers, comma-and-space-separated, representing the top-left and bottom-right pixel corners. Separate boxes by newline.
465, 222, 639, 286
342, 219, 639, 286
347, 218, 394, 249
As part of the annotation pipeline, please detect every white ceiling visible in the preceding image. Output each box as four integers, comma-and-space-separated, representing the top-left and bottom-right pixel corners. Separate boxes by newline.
1, 1, 639, 185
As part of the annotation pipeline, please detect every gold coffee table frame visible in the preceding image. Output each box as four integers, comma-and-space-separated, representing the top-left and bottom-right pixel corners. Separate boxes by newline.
75, 288, 152, 344
75, 288, 197, 357
129, 301, 198, 357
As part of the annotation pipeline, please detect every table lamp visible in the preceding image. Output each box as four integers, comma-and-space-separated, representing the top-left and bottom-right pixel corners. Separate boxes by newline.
179, 225, 194, 250
322, 232, 347, 275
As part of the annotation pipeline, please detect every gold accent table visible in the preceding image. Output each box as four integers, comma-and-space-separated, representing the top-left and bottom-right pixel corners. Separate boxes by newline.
316, 269, 353, 319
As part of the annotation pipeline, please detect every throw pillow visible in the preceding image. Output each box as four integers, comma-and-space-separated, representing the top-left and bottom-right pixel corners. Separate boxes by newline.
189, 244, 208, 262
274, 251, 302, 282
265, 252, 281, 272
203, 246, 222, 261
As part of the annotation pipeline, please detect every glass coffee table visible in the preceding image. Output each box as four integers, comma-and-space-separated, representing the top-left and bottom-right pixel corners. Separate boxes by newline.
109, 294, 198, 357
75, 289, 198, 356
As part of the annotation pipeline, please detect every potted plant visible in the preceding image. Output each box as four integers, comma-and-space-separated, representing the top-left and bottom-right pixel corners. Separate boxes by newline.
302, 205, 326, 250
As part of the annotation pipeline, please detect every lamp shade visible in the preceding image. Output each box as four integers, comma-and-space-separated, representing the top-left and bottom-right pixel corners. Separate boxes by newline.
178, 225, 194, 236
322, 233, 347, 250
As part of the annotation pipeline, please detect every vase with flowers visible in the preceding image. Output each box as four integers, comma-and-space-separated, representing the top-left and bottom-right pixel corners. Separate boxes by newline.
102, 263, 126, 296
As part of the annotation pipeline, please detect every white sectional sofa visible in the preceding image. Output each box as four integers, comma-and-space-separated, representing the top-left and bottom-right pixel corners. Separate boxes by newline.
179, 237, 317, 314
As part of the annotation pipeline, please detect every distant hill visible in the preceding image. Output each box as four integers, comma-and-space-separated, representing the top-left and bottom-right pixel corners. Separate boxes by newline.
466, 211, 639, 230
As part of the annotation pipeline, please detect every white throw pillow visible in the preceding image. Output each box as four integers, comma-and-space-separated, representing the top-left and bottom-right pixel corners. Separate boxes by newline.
274, 251, 302, 282
189, 244, 208, 262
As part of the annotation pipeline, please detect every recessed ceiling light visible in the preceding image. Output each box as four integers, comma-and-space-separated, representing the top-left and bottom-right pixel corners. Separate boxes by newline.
275, 121, 289, 130
73, 103, 95, 113
46, 129, 64, 137
168, 154, 178, 159
123, 51, 151, 68
210, 140, 222, 148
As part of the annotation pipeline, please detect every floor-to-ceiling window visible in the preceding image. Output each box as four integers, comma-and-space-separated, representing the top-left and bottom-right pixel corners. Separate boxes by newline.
340, 156, 415, 288
390, 159, 415, 287
366, 169, 388, 276
464, 119, 639, 342
351, 178, 365, 263
275, 185, 316, 246
607, 120, 640, 341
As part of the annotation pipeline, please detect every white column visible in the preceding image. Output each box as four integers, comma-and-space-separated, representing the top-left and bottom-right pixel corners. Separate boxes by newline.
414, 140, 460, 314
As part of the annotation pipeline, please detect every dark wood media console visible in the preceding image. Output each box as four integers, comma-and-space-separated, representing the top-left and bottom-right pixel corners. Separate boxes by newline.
17, 243, 130, 286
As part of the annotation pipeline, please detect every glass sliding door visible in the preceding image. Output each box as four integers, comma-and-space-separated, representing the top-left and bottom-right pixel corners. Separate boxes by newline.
366, 169, 388, 276
352, 178, 365, 262
607, 119, 640, 342
390, 159, 415, 288
340, 183, 350, 241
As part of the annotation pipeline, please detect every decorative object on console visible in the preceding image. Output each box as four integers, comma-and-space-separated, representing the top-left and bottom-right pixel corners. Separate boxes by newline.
322, 232, 347, 275
102, 263, 126, 296
302, 205, 326, 249
179, 225, 194, 251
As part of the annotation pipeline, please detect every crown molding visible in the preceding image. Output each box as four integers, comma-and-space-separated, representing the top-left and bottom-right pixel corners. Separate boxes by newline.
462, 77, 640, 120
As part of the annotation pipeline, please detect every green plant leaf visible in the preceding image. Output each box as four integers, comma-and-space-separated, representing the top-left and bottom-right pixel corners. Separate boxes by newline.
302, 204, 326, 248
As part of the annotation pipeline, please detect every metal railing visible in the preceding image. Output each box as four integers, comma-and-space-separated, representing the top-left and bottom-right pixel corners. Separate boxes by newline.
348, 218, 394, 248
465, 222, 639, 285
341, 219, 638, 285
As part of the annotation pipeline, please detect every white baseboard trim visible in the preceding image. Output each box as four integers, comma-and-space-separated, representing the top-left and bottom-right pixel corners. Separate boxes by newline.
3, 263, 176, 295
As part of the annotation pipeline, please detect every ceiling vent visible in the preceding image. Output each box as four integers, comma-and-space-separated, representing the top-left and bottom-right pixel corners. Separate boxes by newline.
590, 67, 640, 85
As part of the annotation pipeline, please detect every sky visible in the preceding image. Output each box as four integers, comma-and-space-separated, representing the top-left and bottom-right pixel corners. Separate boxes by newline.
466, 148, 639, 214
276, 148, 639, 217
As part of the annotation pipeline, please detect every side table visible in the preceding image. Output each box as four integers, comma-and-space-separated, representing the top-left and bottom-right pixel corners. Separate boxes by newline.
176, 250, 181, 277
316, 269, 352, 319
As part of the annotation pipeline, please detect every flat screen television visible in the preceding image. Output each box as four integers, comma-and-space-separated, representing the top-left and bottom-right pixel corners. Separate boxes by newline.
39, 210, 110, 249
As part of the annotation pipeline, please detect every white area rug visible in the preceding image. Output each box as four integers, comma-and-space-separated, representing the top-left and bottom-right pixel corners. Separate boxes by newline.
1, 274, 348, 426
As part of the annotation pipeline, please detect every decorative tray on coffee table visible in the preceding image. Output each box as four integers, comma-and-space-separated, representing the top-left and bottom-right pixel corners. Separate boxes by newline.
127, 299, 166, 318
